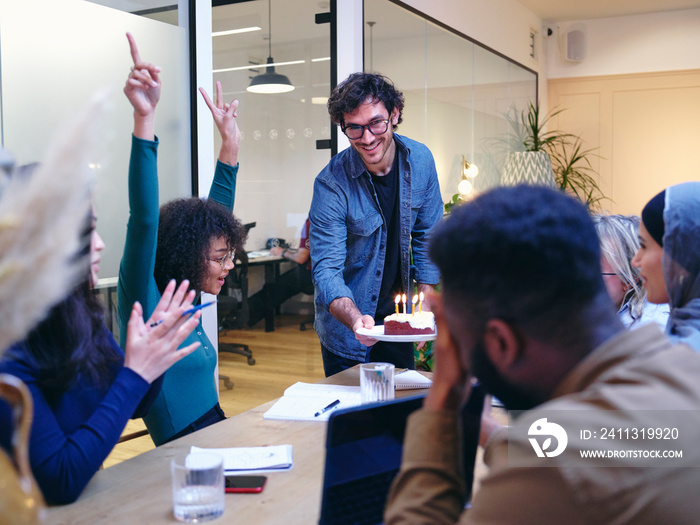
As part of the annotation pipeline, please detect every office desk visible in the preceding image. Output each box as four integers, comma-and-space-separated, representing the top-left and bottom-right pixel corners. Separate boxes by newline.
47, 368, 428, 525
246, 252, 283, 332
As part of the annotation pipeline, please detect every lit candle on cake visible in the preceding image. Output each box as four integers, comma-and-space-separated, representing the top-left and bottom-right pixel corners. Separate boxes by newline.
402, 294, 407, 314
412, 295, 418, 316
395, 295, 400, 315
419, 291, 424, 313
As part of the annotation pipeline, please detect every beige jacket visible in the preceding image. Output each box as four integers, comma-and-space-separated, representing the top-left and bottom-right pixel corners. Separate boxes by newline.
385, 324, 700, 524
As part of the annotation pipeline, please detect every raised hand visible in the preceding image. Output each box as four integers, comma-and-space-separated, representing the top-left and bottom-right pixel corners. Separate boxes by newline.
123, 279, 201, 383
199, 81, 241, 166
124, 32, 161, 139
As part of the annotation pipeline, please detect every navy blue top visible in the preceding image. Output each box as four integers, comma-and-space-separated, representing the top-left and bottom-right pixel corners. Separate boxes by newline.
0, 326, 161, 504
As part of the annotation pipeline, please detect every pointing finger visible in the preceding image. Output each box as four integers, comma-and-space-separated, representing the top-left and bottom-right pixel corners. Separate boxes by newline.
126, 32, 142, 66
216, 81, 223, 109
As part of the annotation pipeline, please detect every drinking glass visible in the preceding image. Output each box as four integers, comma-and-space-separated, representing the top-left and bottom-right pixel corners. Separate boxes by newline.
360, 362, 395, 403
171, 452, 224, 523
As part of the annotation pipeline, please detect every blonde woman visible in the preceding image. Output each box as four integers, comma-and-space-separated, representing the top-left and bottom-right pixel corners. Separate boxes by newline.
593, 214, 669, 329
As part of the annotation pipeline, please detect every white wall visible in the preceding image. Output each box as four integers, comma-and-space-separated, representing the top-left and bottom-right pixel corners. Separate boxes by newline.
544, 8, 700, 218
546, 8, 700, 79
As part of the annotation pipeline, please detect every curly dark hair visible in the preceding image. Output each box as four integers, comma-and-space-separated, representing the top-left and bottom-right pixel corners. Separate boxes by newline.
154, 198, 247, 294
327, 72, 404, 129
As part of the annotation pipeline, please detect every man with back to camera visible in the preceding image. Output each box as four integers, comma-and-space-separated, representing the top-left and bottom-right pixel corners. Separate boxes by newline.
384, 185, 700, 524
309, 72, 443, 377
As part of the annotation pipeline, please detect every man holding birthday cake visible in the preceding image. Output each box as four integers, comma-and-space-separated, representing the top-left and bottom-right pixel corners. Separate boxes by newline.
309, 72, 443, 377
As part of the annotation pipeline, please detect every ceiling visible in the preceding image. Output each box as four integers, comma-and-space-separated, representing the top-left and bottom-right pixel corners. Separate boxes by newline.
518, 0, 700, 21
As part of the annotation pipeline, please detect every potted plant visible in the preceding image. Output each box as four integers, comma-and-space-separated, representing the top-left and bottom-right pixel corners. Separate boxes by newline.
503, 102, 605, 209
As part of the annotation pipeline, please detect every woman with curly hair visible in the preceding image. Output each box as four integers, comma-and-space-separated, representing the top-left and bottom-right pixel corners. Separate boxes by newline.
117, 33, 246, 445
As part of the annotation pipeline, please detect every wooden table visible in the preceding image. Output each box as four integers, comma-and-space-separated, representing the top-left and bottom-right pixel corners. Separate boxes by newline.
47, 368, 429, 524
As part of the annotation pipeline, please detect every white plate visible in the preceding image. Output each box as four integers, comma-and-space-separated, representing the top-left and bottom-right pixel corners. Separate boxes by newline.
356, 325, 437, 342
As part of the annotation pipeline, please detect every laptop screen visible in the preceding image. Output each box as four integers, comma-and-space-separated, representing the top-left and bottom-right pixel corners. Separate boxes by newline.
319, 385, 485, 525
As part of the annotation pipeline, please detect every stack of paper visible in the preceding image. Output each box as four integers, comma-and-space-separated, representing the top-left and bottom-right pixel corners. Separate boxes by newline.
190, 444, 293, 475
263, 382, 362, 422
246, 250, 271, 259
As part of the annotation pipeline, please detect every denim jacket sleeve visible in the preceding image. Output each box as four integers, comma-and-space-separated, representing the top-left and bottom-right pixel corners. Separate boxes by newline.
406, 140, 442, 286
309, 171, 357, 310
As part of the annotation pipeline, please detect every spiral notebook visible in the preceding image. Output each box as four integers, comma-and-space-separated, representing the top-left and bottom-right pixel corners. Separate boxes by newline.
395, 370, 432, 390
262, 374, 432, 422
263, 383, 362, 421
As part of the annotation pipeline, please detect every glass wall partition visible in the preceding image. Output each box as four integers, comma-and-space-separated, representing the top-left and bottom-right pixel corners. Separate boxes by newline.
364, 1, 537, 202
0, 0, 192, 280
210, 0, 331, 253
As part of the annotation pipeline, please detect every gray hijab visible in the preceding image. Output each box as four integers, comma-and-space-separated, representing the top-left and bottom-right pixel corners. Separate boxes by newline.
663, 182, 700, 350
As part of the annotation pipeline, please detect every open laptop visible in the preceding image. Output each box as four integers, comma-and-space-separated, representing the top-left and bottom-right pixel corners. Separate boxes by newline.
319, 384, 485, 525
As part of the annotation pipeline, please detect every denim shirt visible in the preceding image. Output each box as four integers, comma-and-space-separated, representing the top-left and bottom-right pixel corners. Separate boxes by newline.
309, 133, 442, 360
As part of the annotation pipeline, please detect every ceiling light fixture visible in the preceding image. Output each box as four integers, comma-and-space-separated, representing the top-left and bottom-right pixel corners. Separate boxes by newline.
247, 0, 294, 94
212, 26, 261, 37
214, 59, 304, 74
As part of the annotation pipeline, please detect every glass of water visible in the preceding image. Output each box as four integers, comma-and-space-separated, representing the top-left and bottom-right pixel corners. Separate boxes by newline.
171, 452, 224, 523
360, 362, 395, 404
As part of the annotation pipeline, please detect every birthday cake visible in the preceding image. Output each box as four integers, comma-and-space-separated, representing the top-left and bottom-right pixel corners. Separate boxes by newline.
383, 312, 436, 336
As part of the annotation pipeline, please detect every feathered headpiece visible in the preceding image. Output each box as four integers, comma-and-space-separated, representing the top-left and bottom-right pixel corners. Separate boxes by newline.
0, 94, 105, 355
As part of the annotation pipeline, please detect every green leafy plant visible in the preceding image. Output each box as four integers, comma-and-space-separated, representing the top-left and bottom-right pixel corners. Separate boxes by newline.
414, 340, 434, 371
510, 102, 606, 209
443, 193, 463, 215
549, 137, 605, 209
508, 102, 566, 153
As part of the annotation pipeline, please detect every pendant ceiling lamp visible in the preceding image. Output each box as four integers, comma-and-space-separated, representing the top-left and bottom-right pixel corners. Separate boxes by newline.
247, 0, 294, 94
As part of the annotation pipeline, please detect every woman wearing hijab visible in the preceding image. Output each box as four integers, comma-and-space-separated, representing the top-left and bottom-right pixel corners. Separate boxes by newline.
632, 181, 700, 349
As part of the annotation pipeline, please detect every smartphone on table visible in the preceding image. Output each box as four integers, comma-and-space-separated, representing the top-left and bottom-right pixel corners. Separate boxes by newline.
224, 475, 267, 493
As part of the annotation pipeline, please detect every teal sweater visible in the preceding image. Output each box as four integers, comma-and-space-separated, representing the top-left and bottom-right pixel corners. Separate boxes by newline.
117, 136, 238, 445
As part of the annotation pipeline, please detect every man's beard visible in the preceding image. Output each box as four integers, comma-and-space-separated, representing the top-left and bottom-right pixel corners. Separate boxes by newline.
471, 339, 541, 411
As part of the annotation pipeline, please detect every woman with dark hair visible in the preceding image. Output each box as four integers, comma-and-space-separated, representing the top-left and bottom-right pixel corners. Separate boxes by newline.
0, 209, 202, 504
632, 182, 700, 350
117, 33, 246, 445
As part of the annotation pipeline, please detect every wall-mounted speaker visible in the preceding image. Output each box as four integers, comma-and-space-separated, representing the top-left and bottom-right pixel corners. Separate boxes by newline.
559, 27, 586, 63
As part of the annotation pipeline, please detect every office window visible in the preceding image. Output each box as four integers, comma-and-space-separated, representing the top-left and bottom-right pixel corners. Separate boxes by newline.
209, 0, 331, 252
363, 1, 537, 200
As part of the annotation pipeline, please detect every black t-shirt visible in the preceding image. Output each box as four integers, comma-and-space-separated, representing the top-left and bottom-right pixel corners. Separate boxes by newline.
370, 152, 402, 320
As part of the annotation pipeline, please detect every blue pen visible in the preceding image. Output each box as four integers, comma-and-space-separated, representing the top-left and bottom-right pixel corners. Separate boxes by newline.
149, 300, 217, 328
314, 399, 340, 417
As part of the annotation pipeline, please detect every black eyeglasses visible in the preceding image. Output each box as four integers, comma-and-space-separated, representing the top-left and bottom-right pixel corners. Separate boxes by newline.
600, 272, 617, 276
342, 119, 390, 140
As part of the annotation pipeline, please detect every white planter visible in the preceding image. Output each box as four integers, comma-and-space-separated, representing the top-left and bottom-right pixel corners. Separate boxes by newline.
501, 151, 556, 188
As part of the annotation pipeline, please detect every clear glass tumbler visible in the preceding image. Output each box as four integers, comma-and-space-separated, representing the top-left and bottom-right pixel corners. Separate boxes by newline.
360, 362, 395, 404
171, 452, 224, 523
